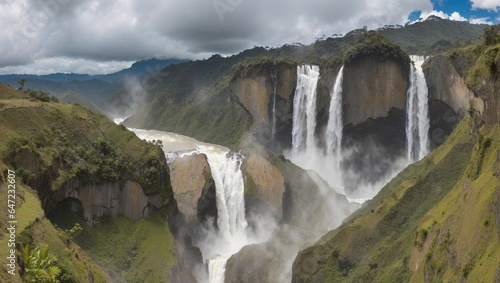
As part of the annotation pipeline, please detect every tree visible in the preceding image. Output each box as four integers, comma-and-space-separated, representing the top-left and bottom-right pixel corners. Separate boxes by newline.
17, 78, 26, 91
22, 245, 61, 283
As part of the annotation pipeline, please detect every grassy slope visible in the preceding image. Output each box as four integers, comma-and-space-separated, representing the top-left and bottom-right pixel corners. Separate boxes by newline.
0, 86, 178, 282
57, 91, 103, 114
49, 205, 177, 283
292, 114, 500, 282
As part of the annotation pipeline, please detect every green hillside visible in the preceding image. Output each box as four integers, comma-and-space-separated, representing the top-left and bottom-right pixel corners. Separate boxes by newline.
292, 111, 500, 282
57, 91, 103, 114
0, 85, 179, 282
292, 27, 500, 281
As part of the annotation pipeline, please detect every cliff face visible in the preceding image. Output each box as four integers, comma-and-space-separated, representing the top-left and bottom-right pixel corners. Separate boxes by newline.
230, 62, 297, 151
169, 153, 217, 225
342, 56, 408, 126
425, 55, 485, 117
232, 76, 271, 126
291, 115, 500, 283
61, 180, 165, 225
241, 154, 285, 219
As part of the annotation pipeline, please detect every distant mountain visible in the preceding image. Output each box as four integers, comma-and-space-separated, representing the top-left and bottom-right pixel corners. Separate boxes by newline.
379, 16, 488, 53
95, 58, 189, 83
0, 58, 188, 105
123, 17, 489, 147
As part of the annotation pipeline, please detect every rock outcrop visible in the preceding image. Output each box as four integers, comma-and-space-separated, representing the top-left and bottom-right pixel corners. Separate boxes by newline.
342, 56, 409, 126
241, 154, 285, 219
229, 62, 297, 152
424, 55, 485, 117
62, 180, 165, 225
169, 154, 217, 225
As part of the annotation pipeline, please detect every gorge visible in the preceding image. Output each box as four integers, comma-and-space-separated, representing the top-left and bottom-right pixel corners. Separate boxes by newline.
0, 17, 499, 283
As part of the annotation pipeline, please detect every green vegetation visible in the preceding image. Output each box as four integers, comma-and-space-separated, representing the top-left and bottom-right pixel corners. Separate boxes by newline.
57, 91, 102, 114
22, 245, 61, 283
293, 110, 500, 282
343, 31, 410, 68
47, 200, 177, 283
292, 113, 500, 282
379, 17, 486, 54
0, 85, 177, 282
0, 92, 169, 198
16, 217, 109, 283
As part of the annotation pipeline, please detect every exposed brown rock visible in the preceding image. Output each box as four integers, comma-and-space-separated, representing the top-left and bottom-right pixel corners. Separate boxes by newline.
425, 55, 485, 117
170, 154, 216, 224
63, 180, 164, 225
342, 56, 409, 126
241, 154, 285, 219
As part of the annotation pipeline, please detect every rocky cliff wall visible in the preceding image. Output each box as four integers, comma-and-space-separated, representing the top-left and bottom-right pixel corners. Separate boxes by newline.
342, 56, 409, 126
424, 55, 485, 117
61, 180, 166, 225
169, 153, 217, 226
241, 154, 285, 220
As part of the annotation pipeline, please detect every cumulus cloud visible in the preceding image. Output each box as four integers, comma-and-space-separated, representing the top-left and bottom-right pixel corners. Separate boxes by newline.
470, 0, 500, 11
450, 11, 467, 21
412, 9, 492, 24
0, 0, 433, 74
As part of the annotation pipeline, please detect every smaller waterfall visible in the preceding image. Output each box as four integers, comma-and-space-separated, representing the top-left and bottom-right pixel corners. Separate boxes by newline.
200, 147, 247, 283
208, 257, 229, 283
406, 55, 430, 163
326, 66, 344, 159
291, 65, 320, 153
271, 68, 277, 149
325, 66, 345, 190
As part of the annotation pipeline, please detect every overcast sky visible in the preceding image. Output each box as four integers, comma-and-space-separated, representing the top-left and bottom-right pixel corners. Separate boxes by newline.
0, 0, 499, 75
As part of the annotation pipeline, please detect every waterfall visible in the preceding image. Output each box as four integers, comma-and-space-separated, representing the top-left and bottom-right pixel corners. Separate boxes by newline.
271, 68, 277, 149
325, 66, 345, 190
406, 55, 430, 163
199, 146, 247, 283
130, 129, 272, 283
203, 148, 247, 237
208, 257, 229, 283
326, 66, 344, 160
291, 65, 320, 153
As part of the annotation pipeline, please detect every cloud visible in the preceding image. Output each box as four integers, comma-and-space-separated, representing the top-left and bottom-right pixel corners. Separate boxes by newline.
470, 0, 500, 11
0, 0, 433, 74
450, 11, 467, 21
470, 17, 494, 24
413, 9, 492, 24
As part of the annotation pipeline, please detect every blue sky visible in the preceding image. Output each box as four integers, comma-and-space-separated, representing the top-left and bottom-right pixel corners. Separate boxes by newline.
409, 0, 500, 23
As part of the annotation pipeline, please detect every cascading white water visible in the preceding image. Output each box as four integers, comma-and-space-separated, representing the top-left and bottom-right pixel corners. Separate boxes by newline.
326, 66, 344, 161
291, 65, 320, 153
202, 147, 247, 238
271, 68, 277, 149
414, 56, 430, 161
325, 66, 345, 191
406, 55, 430, 163
129, 129, 251, 283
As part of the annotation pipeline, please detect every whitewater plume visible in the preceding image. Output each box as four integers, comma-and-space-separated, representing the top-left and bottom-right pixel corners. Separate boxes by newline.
406, 55, 430, 163
271, 68, 277, 150
291, 65, 320, 154
326, 66, 345, 169
129, 129, 276, 283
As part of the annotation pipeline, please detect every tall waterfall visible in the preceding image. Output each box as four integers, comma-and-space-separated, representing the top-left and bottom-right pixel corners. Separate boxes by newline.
325, 66, 345, 191
326, 66, 344, 160
406, 55, 430, 163
128, 129, 251, 283
203, 148, 247, 237
291, 65, 320, 153
199, 146, 247, 283
271, 68, 277, 149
